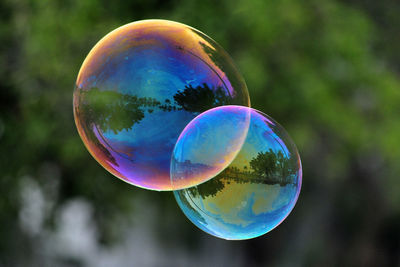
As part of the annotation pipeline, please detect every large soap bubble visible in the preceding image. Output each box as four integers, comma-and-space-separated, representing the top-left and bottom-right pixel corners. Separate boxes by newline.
174, 107, 302, 240
73, 20, 250, 190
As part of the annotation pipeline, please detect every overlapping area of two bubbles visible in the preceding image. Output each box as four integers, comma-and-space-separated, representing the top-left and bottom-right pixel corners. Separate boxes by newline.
73, 19, 302, 240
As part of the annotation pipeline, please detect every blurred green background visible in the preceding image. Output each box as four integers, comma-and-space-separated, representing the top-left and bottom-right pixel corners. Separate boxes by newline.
1, 0, 399, 266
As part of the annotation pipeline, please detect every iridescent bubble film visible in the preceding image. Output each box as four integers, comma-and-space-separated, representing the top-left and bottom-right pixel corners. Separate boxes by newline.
73, 20, 250, 190
174, 107, 302, 240
171, 105, 251, 190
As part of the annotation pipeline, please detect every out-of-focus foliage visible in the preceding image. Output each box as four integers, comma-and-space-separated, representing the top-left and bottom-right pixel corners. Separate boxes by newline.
0, 0, 399, 266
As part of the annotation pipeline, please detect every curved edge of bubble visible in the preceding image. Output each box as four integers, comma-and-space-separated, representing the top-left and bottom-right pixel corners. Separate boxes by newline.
169, 105, 252, 190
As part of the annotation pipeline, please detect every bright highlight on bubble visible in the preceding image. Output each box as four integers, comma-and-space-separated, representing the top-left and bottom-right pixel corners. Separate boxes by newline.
173, 107, 302, 240
171, 105, 251, 190
73, 20, 250, 190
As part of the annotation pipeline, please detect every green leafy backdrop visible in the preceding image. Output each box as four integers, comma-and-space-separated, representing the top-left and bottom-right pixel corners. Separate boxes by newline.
0, 0, 399, 265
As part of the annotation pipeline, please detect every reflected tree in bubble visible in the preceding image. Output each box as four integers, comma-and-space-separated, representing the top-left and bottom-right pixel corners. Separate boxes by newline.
173, 83, 232, 113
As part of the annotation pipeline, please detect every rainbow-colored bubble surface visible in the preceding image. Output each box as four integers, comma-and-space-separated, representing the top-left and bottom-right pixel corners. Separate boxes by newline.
171, 105, 251, 189
173, 107, 302, 240
73, 20, 250, 190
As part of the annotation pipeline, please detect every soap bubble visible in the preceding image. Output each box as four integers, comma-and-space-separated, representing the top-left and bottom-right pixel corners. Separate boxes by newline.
73, 20, 250, 190
174, 107, 302, 240
171, 105, 251, 190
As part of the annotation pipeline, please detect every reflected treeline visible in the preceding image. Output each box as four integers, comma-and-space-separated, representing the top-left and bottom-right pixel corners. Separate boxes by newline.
75, 83, 235, 166
249, 149, 295, 181
78, 83, 233, 134
79, 87, 161, 134
173, 84, 231, 113
186, 149, 298, 199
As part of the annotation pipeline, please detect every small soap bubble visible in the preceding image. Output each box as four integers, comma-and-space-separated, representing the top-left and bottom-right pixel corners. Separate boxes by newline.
174, 107, 302, 240
73, 20, 250, 190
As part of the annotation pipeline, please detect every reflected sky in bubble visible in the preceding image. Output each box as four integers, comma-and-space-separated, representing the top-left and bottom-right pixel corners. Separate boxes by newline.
73, 20, 250, 190
171, 105, 251, 189
174, 107, 302, 240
